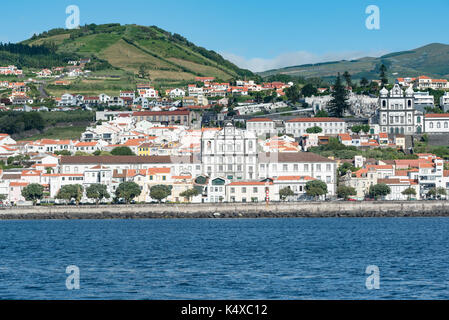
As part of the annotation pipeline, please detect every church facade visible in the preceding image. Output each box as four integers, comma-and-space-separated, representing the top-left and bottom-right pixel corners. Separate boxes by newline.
378, 84, 423, 134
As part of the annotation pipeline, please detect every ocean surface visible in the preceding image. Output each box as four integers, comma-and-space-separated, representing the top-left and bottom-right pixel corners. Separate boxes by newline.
1, 218, 449, 300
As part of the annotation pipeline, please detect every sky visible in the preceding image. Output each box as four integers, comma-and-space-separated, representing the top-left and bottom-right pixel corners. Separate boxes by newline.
1, 0, 449, 72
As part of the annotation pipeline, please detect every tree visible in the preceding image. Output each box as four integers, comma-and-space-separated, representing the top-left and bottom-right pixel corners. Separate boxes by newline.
54, 150, 72, 156
74, 151, 92, 156
254, 92, 263, 103
279, 187, 295, 201
369, 183, 391, 200
305, 180, 328, 200
285, 84, 300, 103
306, 126, 323, 134
401, 187, 416, 201
21, 184, 44, 205
56, 184, 84, 205
427, 188, 437, 199
301, 84, 317, 97
150, 185, 172, 203
138, 64, 149, 79
315, 109, 329, 117
0, 194, 6, 202
179, 188, 200, 202
351, 124, 370, 134
328, 73, 349, 117
437, 187, 447, 199
86, 184, 110, 205
338, 162, 358, 176
351, 125, 362, 134
212, 104, 223, 114
343, 71, 352, 88
361, 124, 370, 134
111, 146, 135, 156
360, 77, 369, 88
379, 64, 388, 86
337, 186, 357, 200
115, 182, 141, 204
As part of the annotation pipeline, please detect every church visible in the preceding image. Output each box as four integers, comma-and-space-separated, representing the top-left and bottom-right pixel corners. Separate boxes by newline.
377, 84, 423, 134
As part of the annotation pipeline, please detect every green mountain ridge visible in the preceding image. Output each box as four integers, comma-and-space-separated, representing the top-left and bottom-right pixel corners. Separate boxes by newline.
1, 23, 254, 84
259, 43, 449, 81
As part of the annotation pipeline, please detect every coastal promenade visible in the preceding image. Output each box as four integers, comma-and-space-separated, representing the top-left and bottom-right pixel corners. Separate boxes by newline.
1, 201, 449, 220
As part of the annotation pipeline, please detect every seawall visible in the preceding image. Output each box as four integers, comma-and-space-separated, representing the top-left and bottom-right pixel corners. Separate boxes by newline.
1, 201, 449, 220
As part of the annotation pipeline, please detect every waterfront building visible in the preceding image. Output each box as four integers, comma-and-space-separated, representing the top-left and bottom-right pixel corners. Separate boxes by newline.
225, 181, 276, 203
258, 152, 337, 196
201, 122, 258, 181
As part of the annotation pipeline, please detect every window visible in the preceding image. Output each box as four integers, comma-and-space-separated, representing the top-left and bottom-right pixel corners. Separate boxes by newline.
242, 187, 247, 193
231, 188, 235, 194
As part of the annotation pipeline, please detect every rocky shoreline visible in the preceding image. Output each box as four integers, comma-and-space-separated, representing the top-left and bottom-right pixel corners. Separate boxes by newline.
1, 201, 449, 220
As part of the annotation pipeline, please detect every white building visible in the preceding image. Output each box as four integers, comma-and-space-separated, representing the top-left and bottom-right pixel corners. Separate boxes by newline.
285, 117, 346, 137
168, 88, 186, 99
378, 85, 421, 134
201, 122, 258, 181
246, 118, 277, 137
440, 92, 449, 112
414, 76, 449, 90
137, 85, 159, 99
423, 114, 449, 133
188, 85, 204, 97
414, 91, 434, 108
258, 152, 337, 196
120, 91, 136, 99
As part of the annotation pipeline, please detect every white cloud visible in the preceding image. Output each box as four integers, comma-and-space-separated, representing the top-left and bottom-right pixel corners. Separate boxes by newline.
221, 50, 389, 72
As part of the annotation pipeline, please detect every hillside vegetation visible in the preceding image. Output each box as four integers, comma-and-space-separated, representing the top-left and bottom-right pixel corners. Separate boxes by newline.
14, 23, 253, 84
259, 43, 449, 81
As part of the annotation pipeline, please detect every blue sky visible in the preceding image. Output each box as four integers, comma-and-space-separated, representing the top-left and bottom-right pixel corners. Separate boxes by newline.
1, 0, 449, 71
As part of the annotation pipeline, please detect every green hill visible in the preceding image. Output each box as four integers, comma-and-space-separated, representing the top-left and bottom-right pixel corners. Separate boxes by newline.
1, 23, 254, 85
259, 43, 449, 82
